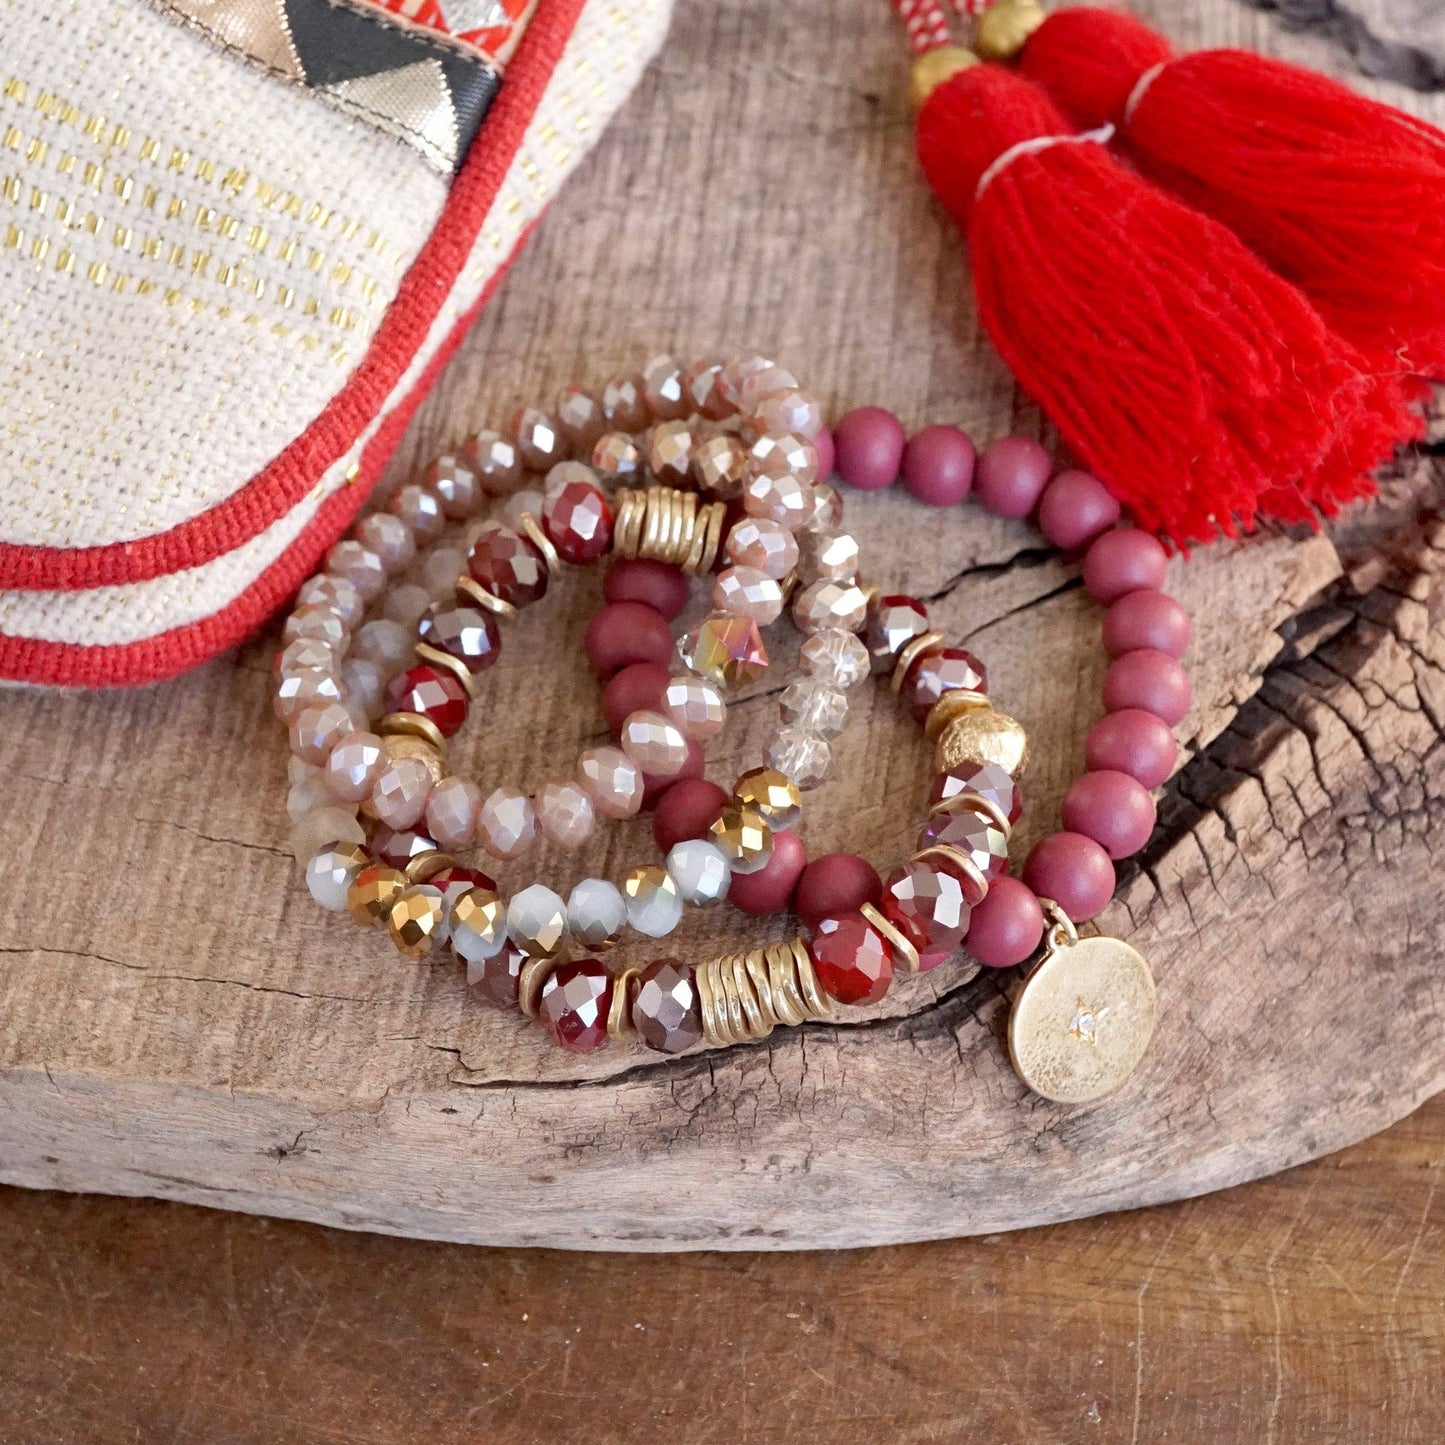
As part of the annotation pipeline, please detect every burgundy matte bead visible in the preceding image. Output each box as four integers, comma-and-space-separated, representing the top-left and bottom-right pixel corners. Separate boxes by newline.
1062, 769, 1157, 860
1023, 832, 1117, 923
833, 407, 906, 491
728, 829, 807, 916
603, 558, 691, 621
1103, 589, 1191, 659
652, 778, 730, 853
584, 601, 676, 678
974, 436, 1051, 518
1036, 469, 1121, 550
1104, 649, 1191, 725
965, 877, 1045, 968
1085, 709, 1178, 789
602, 662, 672, 734
795, 853, 883, 930
1082, 528, 1169, 604
641, 737, 704, 807
901, 424, 976, 507
814, 424, 835, 482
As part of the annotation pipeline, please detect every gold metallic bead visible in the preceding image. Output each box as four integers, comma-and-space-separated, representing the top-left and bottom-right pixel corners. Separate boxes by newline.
923, 688, 991, 743
451, 887, 506, 954
708, 804, 774, 876
909, 45, 978, 109
934, 706, 1030, 778
974, 0, 1046, 63
733, 766, 802, 832
360, 734, 444, 820
388, 884, 446, 957
347, 863, 407, 927
378, 710, 446, 753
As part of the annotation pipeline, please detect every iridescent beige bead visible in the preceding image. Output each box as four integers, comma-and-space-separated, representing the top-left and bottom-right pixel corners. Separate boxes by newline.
719, 356, 774, 412
421, 547, 466, 603
383, 583, 433, 630
347, 862, 407, 925
499, 489, 545, 532
749, 431, 819, 486
284, 605, 348, 652
326, 730, 386, 803
578, 745, 644, 819
289, 701, 354, 765
478, 786, 538, 859
623, 865, 684, 937
275, 666, 343, 723
305, 840, 370, 912
371, 755, 434, 830
743, 470, 814, 531
341, 657, 386, 722
647, 419, 694, 487
567, 878, 627, 949
592, 431, 643, 482
799, 529, 860, 585
296, 573, 364, 629
713, 565, 784, 625
326, 541, 386, 602
557, 385, 606, 451
662, 676, 726, 740
287, 770, 333, 823
388, 884, 446, 957
685, 357, 731, 420
601, 374, 649, 431
752, 389, 824, 441
355, 512, 416, 573
733, 766, 802, 831
793, 579, 869, 634
387, 484, 445, 544
512, 406, 569, 472
801, 628, 871, 689
466, 429, 523, 494
691, 433, 748, 498
801, 481, 845, 533
536, 779, 596, 850
781, 678, 848, 736
424, 775, 481, 849
424, 454, 482, 519
724, 516, 798, 580
767, 724, 831, 790
642, 353, 690, 420
290, 804, 365, 863
708, 804, 774, 875
737, 363, 799, 415
353, 618, 414, 675
620, 710, 690, 778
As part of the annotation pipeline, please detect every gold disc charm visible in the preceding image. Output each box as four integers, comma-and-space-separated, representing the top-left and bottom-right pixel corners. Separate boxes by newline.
1008, 919, 1157, 1104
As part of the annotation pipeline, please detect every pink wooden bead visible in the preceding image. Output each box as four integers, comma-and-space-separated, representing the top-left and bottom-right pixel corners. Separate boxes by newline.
1036, 469, 1121, 550
603, 559, 691, 621
833, 407, 905, 491
652, 778, 730, 853
965, 877, 1045, 968
603, 662, 672, 734
1082, 528, 1169, 603
1085, 710, 1178, 789
901, 425, 976, 507
1103, 590, 1191, 659
728, 829, 807, 916
584, 601, 675, 678
1104, 649, 1192, 725
974, 436, 1051, 518
814, 424, 835, 482
795, 853, 883, 930
1062, 770, 1157, 860
1023, 832, 1117, 923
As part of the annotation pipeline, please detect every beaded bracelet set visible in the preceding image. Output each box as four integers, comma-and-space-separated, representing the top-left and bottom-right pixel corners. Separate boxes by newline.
276, 355, 1192, 1102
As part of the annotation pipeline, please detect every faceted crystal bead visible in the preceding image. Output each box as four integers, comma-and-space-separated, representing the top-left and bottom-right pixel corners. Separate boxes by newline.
542, 476, 612, 564
388, 884, 446, 957
326, 540, 386, 602
507, 883, 568, 957
512, 406, 569, 472
284, 605, 348, 651
538, 961, 613, 1053
801, 480, 844, 534
751, 389, 824, 442
737, 363, 799, 414
326, 731, 385, 803
341, 657, 386, 721
536, 780, 595, 849
678, 611, 769, 692
290, 701, 354, 765
465, 429, 522, 494
929, 760, 1022, 825
305, 841, 370, 912
288, 770, 333, 822
903, 647, 988, 724
749, 431, 819, 486
276, 666, 343, 723
743, 469, 814, 531
602, 373, 650, 431
865, 594, 930, 674
632, 958, 704, 1054
810, 912, 894, 1005
386, 484, 445, 544
766, 725, 831, 791
665, 839, 731, 904
500, 489, 545, 532
422, 548, 466, 602
354, 618, 414, 675
418, 603, 501, 676
355, 512, 416, 573
567, 878, 628, 950
798, 529, 860, 585
467, 938, 527, 1006
661, 676, 726, 740
882, 861, 972, 954
592, 431, 642, 481
719, 356, 774, 412
916, 802, 1011, 898
793, 580, 868, 635
647, 419, 695, 486
347, 862, 407, 926
685, 357, 731, 419
557, 385, 607, 450
623, 865, 684, 937
620, 710, 689, 778
725, 516, 798, 579
430, 865, 495, 940
801, 629, 870, 689
692, 434, 748, 498
733, 767, 802, 831
450, 886, 508, 963
578, 745, 644, 819
642, 354, 691, 420
424, 453, 482, 519
466, 524, 549, 608
708, 805, 774, 876
383, 664, 469, 737
424, 775, 481, 849
277, 636, 336, 680
296, 573, 363, 629
371, 755, 434, 829
478, 786, 537, 859
780, 679, 847, 737
369, 826, 438, 871
383, 585, 432, 630
713, 565, 784, 625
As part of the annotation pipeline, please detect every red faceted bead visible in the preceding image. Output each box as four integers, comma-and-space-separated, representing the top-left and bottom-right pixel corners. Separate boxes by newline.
916, 803, 1009, 900
538, 960, 614, 1052
902, 646, 987, 723
430, 865, 497, 895
467, 938, 526, 1009
467, 523, 549, 608
370, 826, 438, 870
810, 912, 894, 1005
882, 861, 972, 954
543, 479, 613, 564
928, 760, 1022, 824
418, 603, 501, 675
383, 663, 469, 737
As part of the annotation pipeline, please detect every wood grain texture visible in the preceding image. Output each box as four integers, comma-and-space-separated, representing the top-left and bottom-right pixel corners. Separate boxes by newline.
2, 0, 1444, 1250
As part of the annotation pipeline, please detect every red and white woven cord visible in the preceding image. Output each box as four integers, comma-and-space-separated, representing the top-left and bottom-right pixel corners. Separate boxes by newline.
889, 0, 952, 55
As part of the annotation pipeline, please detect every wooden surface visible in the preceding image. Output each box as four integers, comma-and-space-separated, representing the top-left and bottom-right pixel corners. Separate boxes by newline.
4, 0, 1445, 1254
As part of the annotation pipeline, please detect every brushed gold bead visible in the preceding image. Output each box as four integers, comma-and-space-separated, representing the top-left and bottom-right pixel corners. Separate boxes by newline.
388, 884, 446, 957
347, 863, 408, 927
974, 0, 1046, 63
923, 688, 991, 743
934, 707, 1030, 778
909, 45, 979, 109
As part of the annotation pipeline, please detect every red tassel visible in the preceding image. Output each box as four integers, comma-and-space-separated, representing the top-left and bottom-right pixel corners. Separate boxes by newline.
915, 63, 1417, 543
1019, 6, 1445, 378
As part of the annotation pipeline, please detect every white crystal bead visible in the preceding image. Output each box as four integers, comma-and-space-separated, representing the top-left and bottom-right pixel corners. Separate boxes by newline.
450, 891, 507, 964
793, 579, 868, 634
801, 628, 871, 689
623, 865, 684, 938
665, 839, 732, 905
566, 878, 628, 950
780, 679, 848, 737
305, 845, 366, 912
766, 725, 831, 791
288, 806, 364, 863
341, 656, 386, 720
507, 883, 568, 958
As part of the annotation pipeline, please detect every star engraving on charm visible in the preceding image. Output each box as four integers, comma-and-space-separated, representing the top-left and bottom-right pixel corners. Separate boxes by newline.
1067, 995, 1112, 1046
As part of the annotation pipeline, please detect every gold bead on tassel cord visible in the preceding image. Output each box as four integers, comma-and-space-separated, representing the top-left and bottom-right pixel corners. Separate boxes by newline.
973, 0, 1046, 64
908, 45, 978, 109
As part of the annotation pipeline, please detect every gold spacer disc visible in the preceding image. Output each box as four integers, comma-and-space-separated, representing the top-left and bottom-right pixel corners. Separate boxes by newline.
1008, 935, 1158, 1104
608, 968, 641, 1041
405, 851, 457, 884
456, 574, 517, 619
517, 511, 561, 574
860, 902, 920, 976
415, 641, 479, 700
909, 45, 979, 110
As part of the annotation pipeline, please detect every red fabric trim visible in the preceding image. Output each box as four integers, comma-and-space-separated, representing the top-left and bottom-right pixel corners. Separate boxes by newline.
0, 235, 529, 689
0, 0, 585, 593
